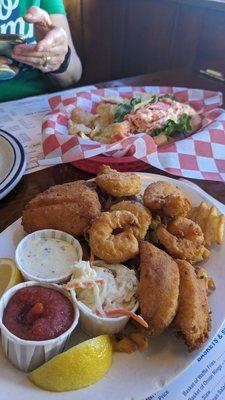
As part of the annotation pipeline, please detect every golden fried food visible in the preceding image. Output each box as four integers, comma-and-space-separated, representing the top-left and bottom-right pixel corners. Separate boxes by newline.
114, 331, 148, 353
138, 241, 180, 336
92, 121, 131, 144
95, 165, 141, 197
114, 337, 137, 354
110, 200, 151, 240
143, 181, 191, 217
89, 210, 139, 263
156, 217, 210, 263
96, 102, 120, 126
172, 260, 211, 352
71, 106, 94, 126
129, 331, 148, 351
68, 120, 92, 138
22, 181, 101, 237
188, 201, 225, 248
195, 267, 216, 295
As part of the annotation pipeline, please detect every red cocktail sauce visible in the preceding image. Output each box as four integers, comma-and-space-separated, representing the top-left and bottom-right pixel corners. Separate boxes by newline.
3, 286, 74, 341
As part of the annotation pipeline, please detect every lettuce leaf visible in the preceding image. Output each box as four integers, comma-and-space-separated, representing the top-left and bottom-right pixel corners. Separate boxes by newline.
151, 114, 192, 137
159, 93, 177, 102
114, 97, 142, 122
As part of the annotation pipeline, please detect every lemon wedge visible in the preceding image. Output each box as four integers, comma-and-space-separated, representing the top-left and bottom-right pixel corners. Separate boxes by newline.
29, 335, 113, 392
0, 258, 23, 297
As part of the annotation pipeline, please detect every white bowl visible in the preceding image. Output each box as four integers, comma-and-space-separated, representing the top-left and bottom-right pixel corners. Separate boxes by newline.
71, 290, 139, 337
0, 281, 79, 372
15, 229, 83, 283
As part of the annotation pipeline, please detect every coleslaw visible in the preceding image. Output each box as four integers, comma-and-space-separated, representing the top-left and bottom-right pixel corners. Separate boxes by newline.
67, 260, 138, 316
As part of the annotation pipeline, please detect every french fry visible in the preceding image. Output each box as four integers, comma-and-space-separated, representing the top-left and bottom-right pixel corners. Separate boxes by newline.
188, 201, 225, 248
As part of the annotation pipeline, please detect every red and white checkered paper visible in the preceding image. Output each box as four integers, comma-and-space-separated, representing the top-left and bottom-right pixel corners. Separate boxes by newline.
41, 86, 225, 182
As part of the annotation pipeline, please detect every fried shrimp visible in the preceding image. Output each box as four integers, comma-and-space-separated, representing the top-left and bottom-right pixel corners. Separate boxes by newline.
95, 165, 141, 197
110, 200, 151, 240
143, 181, 191, 217
172, 260, 211, 352
89, 210, 139, 263
156, 217, 210, 263
138, 241, 180, 336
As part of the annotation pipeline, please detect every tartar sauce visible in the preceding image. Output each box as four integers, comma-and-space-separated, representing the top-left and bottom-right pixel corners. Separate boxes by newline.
19, 237, 78, 279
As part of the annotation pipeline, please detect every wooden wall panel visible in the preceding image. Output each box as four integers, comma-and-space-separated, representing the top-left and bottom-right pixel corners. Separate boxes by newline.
81, 0, 128, 83
124, 0, 181, 76
65, 0, 225, 85
196, 8, 225, 71
169, 4, 202, 69
82, 0, 113, 83
64, 0, 83, 59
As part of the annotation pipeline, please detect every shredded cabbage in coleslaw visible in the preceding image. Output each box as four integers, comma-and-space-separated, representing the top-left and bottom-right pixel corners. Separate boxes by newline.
70, 260, 138, 314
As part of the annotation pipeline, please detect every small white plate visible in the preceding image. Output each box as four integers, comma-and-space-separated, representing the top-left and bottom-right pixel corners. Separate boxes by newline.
0, 129, 26, 200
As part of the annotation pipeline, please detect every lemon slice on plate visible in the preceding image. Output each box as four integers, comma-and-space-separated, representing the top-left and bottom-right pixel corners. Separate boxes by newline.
29, 335, 113, 392
0, 258, 23, 297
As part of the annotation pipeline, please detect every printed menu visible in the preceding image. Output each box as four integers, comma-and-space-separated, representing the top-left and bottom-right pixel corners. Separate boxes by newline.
0, 85, 94, 173
148, 323, 225, 399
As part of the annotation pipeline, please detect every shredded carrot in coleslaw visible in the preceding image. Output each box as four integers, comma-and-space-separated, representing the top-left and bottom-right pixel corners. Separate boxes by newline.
64, 278, 105, 290
103, 309, 148, 328
64, 260, 138, 317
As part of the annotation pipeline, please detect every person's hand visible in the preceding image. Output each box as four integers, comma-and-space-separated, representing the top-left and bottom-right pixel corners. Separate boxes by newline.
0, 56, 19, 74
12, 6, 68, 73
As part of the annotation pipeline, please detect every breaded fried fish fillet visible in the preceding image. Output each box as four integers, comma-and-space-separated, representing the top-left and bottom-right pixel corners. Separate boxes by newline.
172, 259, 211, 351
22, 181, 101, 237
138, 241, 180, 336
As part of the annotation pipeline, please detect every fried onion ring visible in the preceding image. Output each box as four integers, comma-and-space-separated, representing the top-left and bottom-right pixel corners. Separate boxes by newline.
95, 165, 141, 197
143, 181, 191, 217
156, 217, 210, 263
110, 200, 151, 240
89, 210, 139, 263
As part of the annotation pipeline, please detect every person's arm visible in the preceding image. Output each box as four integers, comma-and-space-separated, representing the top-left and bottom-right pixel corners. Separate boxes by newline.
12, 7, 82, 88
47, 14, 82, 87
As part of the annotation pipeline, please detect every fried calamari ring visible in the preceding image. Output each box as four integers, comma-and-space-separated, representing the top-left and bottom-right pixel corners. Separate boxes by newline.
143, 181, 191, 217
89, 210, 139, 263
172, 260, 211, 352
156, 217, 210, 263
95, 165, 141, 197
110, 200, 151, 240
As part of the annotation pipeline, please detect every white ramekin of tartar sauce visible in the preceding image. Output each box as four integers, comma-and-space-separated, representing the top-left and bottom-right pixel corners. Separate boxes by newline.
15, 229, 83, 283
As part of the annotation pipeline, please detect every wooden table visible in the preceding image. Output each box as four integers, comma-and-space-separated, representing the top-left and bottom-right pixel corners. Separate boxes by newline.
1, 67, 225, 233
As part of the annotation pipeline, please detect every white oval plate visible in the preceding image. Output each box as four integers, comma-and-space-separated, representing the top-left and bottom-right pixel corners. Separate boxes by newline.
0, 173, 224, 400
0, 129, 26, 200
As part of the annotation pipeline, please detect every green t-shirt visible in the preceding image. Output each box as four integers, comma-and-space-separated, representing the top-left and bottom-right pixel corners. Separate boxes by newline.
0, 0, 66, 103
